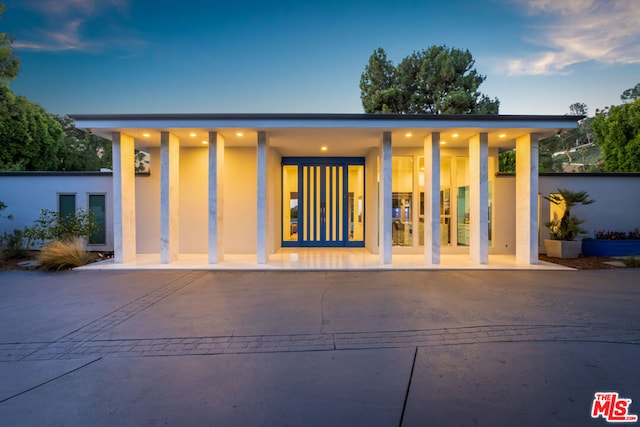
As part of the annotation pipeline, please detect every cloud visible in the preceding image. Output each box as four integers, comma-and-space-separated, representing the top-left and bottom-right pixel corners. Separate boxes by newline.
12, 0, 137, 53
13, 20, 91, 51
505, 0, 640, 76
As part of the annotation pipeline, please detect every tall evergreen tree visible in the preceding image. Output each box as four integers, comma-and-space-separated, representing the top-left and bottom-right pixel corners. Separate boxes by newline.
360, 46, 499, 114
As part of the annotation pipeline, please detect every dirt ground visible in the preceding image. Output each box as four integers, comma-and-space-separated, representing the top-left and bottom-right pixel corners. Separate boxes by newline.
538, 254, 621, 270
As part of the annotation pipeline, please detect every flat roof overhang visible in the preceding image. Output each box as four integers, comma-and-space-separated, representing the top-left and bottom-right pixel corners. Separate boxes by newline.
69, 113, 583, 154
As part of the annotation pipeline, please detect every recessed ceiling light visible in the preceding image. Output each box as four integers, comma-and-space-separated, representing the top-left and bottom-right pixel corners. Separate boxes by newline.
143, 133, 150, 137
236, 132, 244, 137
321, 146, 328, 151
190, 133, 197, 137
405, 133, 412, 138
440, 141, 447, 145
499, 133, 506, 138
452, 133, 459, 138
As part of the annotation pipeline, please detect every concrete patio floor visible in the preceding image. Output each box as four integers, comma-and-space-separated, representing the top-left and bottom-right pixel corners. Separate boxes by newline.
0, 269, 638, 426
78, 248, 571, 271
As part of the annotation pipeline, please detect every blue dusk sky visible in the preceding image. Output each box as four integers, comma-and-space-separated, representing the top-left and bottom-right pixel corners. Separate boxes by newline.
2, 0, 639, 116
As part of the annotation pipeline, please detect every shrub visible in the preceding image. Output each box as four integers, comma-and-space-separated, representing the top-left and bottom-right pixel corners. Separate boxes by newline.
0, 229, 29, 259
37, 238, 96, 271
25, 209, 98, 247
623, 256, 640, 268
544, 189, 595, 241
594, 229, 640, 240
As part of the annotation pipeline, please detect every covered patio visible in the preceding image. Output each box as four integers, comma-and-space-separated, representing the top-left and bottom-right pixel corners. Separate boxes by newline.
72, 113, 581, 269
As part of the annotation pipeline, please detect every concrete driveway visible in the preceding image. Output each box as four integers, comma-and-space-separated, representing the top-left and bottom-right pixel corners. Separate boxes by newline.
0, 269, 639, 426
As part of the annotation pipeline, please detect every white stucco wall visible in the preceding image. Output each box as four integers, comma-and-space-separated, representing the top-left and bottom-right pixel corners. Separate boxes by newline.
539, 175, 640, 240
0, 173, 114, 251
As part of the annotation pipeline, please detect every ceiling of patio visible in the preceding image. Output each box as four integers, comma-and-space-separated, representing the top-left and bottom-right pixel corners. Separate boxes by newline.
98, 126, 555, 155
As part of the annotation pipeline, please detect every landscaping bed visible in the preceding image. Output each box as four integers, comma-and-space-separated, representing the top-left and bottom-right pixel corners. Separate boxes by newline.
539, 254, 621, 270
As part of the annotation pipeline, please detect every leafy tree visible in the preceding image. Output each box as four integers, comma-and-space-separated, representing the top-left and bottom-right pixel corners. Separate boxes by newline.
54, 115, 113, 171
360, 45, 499, 114
621, 83, 640, 102
0, 84, 66, 170
537, 102, 599, 173
592, 98, 640, 172
0, 4, 19, 83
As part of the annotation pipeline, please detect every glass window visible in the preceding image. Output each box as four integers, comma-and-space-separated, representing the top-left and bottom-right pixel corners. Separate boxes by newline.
392, 157, 413, 246
89, 195, 106, 245
456, 157, 470, 247
282, 165, 299, 242
348, 165, 364, 242
418, 156, 451, 246
58, 194, 76, 219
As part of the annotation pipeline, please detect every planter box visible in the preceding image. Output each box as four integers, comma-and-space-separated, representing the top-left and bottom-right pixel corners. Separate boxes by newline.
582, 239, 640, 257
544, 239, 582, 259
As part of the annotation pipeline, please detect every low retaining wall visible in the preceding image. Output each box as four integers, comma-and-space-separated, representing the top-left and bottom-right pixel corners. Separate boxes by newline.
582, 239, 640, 257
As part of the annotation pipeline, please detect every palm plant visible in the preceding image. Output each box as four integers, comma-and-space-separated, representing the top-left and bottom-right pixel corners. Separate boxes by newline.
544, 189, 595, 241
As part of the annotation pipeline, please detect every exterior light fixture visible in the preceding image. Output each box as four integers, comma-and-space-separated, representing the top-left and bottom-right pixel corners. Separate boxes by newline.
499, 133, 507, 138
440, 141, 446, 145
202, 140, 208, 145
189, 133, 197, 137
405, 133, 412, 137
452, 133, 459, 138
321, 146, 328, 151
236, 132, 244, 137
143, 133, 150, 137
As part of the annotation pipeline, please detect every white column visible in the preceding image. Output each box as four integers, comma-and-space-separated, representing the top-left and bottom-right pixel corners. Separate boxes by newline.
469, 133, 489, 264
208, 131, 224, 263
516, 133, 539, 264
112, 132, 136, 263
379, 132, 392, 264
257, 131, 267, 264
160, 131, 179, 264
424, 132, 441, 264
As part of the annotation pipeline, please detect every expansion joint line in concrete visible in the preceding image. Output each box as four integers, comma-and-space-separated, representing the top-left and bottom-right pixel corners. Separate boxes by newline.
0, 358, 101, 404
399, 347, 418, 427
17, 271, 206, 362
2, 324, 638, 362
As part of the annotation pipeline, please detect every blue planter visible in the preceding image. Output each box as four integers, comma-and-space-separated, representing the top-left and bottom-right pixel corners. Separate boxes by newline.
582, 239, 640, 257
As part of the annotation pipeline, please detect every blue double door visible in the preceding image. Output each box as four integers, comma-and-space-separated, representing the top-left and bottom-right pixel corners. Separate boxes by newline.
282, 157, 365, 247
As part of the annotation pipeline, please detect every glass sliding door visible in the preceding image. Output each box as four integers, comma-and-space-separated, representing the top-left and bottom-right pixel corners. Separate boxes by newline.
282, 157, 364, 247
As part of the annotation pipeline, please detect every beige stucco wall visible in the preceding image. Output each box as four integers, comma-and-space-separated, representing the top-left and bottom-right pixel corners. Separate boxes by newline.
223, 147, 257, 254
179, 148, 208, 253
135, 146, 260, 254
135, 148, 160, 253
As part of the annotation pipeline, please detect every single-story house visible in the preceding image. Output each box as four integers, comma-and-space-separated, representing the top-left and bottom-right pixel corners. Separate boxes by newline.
1, 113, 639, 268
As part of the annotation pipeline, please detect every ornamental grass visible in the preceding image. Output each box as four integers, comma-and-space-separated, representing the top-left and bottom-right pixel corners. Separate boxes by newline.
37, 238, 96, 271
